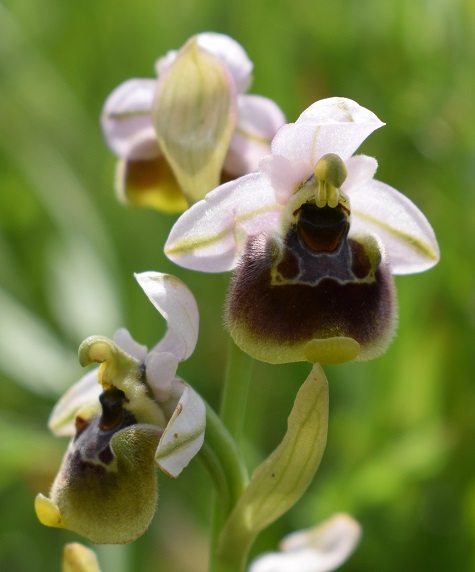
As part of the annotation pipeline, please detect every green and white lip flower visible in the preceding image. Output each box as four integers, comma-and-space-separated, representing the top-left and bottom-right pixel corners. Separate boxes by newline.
249, 513, 362, 572
165, 97, 440, 365
101, 32, 285, 214
35, 272, 205, 544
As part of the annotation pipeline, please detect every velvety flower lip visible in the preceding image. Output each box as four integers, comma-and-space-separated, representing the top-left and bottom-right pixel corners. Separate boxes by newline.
248, 513, 362, 572
165, 97, 440, 275
101, 32, 286, 212
35, 272, 205, 543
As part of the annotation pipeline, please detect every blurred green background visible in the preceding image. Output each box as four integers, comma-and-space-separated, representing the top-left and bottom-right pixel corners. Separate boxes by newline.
1, 0, 474, 570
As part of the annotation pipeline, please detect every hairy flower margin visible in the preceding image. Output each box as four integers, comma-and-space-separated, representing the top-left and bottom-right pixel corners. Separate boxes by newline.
101, 32, 286, 213
35, 272, 206, 544
165, 97, 440, 365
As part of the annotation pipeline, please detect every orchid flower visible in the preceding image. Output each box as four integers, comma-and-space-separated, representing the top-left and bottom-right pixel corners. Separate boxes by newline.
101, 32, 285, 213
165, 97, 440, 365
249, 513, 362, 572
35, 272, 206, 544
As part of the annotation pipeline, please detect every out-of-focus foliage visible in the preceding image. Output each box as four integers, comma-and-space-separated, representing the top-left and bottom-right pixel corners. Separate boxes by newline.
0, 0, 474, 570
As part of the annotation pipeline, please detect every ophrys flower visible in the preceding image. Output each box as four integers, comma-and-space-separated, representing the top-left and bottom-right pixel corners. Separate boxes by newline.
165, 97, 439, 364
35, 272, 205, 543
102, 32, 285, 213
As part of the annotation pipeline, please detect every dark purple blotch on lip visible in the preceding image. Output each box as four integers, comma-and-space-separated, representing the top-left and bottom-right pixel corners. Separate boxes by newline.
69, 388, 137, 477
226, 203, 395, 350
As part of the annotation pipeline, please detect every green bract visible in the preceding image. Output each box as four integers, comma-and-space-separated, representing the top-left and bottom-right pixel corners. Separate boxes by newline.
218, 364, 329, 568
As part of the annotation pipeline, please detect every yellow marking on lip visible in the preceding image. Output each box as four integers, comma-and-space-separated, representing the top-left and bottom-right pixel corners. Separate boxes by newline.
35, 494, 64, 529
304, 337, 360, 364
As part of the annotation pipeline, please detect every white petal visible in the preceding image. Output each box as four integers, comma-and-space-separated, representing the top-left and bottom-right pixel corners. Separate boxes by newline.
342, 155, 378, 192
165, 173, 282, 272
155, 48, 179, 77
249, 514, 362, 572
155, 380, 206, 477
113, 327, 148, 362
272, 97, 384, 167
259, 155, 312, 205
224, 95, 286, 176
101, 79, 160, 160
135, 272, 199, 360
145, 350, 179, 402
350, 179, 440, 274
157, 33, 253, 93
48, 369, 102, 437
196, 32, 253, 93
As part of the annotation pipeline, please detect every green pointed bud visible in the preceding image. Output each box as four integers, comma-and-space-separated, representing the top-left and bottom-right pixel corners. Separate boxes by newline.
62, 543, 102, 572
152, 36, 237, 204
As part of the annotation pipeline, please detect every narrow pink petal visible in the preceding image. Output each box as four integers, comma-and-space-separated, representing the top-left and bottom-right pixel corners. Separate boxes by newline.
350, 179, 440, 274
165, 173, 282, 272
135, 272, 199, 361
272, 97, 384, 166
101, 79, 159, 160
224, 94, 286, 176
342, 155, 378, 192
113, 327, 148, 361
259, 155, 312, 205
145, 351, 179, 402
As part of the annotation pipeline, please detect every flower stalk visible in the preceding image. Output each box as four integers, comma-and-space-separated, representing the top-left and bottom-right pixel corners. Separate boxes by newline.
208, 340, 253, 571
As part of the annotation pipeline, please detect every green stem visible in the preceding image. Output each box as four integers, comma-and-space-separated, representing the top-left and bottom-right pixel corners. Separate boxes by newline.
221, 340, 254, 441
209, 340, 254, 572
198, 401, 249, 514
197, 398, 249, 572
197, 440, 231, 512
